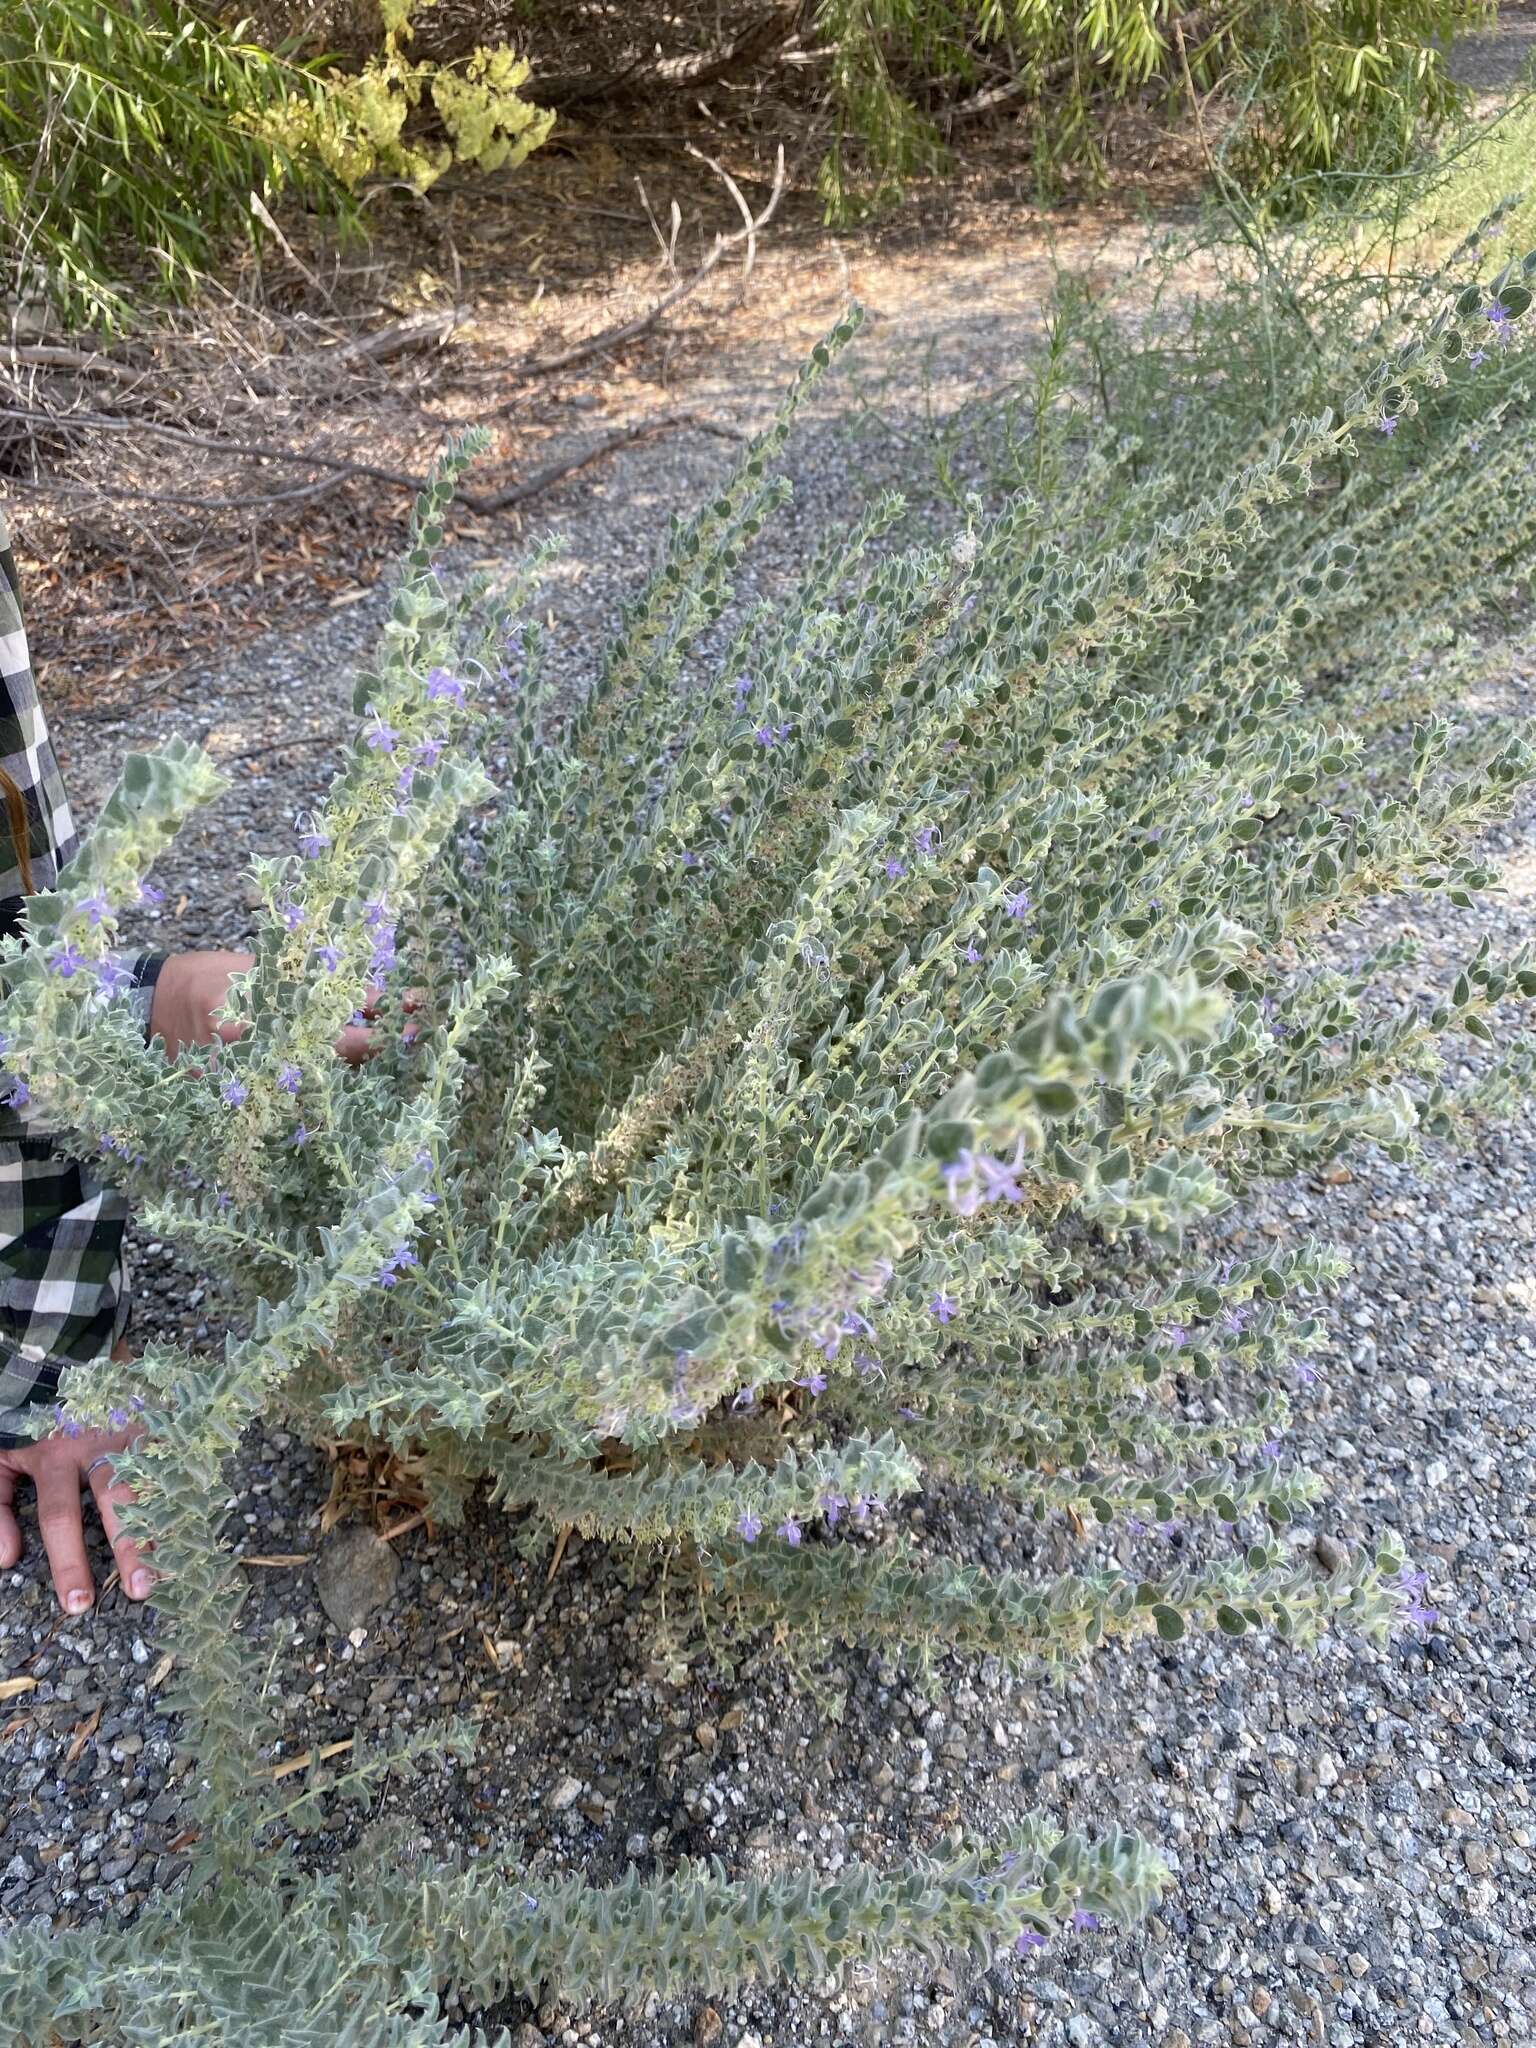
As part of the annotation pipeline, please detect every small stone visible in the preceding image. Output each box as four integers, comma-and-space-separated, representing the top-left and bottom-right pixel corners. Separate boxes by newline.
1463, 1840, 1492, 1874
548, 1774, 582, 1812
1250, 1987, 1271, 2016
1347, 1953, 1369, 1978
508, 2028, 544, 2048
1312, 1533, 1348, 1574
694, 2006, 723, 2047
314, 1525, 399, 1633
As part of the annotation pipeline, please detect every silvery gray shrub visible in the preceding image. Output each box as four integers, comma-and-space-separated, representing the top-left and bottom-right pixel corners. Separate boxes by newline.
2, 231, 1535, 2041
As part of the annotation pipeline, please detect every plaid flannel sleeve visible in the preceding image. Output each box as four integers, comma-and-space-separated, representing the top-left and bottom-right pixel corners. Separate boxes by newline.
0, 507, 164, 1024
0, 505, 162, 1442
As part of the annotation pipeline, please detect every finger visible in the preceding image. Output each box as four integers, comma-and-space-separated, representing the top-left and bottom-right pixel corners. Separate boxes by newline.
36, 1460, 94, 1614
88, 1460, 153, 1600
0, 1463, 19, 1570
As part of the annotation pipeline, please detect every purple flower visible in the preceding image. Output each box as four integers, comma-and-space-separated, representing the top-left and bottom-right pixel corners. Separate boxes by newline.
94, 958, 133, 999
78, 890, 112, 928
852, 1351, 882, 1379
290, 1124, 310, 1150
914, 826, 940, 855
221, 1078, 248, 1108
777, 1516, 802, 1547
298, 823, 331, 859
883, 859, 908, 881
1295, 1359, 1320, 1387
315, 943, 343, 973
48, 942, 86, 978
736, 1509, 762, 1543
1222, 1305, 1251, 1336
363, 898, 392, 931
277, 1062, 302, 1095
1402, 1601, 1438, 1630
1071, 1909, 1099, 1933
414, 735, 444, 768
1003, 888, 1032, 920
797, 1371, 828, 1397
680, 850, 702, 870
1468, 347, 1487, 366
1164, 1323, 1188, 1350
944, 1146, 1027, 1216
396, 766, 416, 799
1377, 415, 1399, 436
1015, 1928, 1048, 1955
732, 1386, 757, 1412
138, 881, 166, 907
375, 1262, 401, 1289
1485, 301, 1511, 327
733, 675, 754, 707
753, 724, 779, 748
1398, 1565, 1429, 1595
426, 667, 466, 705
1258, 1439, 1282, 1461
109, 1408, 128, 1429
821, 1492, 847, 1527
214, 1190, 232, 1212
928, 1291, 957, 1324
363, 705, 400, 753
279, 901, 305, 932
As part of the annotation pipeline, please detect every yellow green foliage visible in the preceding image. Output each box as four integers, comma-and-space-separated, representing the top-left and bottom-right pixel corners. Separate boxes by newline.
256, 0, 553, 193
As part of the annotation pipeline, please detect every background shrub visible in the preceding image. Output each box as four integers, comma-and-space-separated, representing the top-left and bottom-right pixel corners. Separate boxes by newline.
3, 103, 1536, 2039
0, 1, 341, 331
0, 0, 551, 332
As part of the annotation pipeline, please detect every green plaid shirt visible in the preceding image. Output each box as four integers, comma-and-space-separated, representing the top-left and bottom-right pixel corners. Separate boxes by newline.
0, 508, 162, 1444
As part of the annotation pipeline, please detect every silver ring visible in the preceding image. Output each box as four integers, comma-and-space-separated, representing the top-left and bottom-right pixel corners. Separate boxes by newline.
82, 1454, 115, 1481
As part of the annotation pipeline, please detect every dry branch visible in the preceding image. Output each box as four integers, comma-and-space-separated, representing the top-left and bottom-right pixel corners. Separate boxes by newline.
503, 145, 787, 389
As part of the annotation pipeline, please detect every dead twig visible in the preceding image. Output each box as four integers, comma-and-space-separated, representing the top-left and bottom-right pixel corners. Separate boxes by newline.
238, 308, 464, 396
465, 411, 744, 513
6, 409, 741, 520
271, 1738, 354, 1782
0, 404, 429, 495
503, 145, 787, 388
684, 142, 762, 289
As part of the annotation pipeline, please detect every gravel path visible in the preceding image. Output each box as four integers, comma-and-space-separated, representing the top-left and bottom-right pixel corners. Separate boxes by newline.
5, 102, 1536, 2048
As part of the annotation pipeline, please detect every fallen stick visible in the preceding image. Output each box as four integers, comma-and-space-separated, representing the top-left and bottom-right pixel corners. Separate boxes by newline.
2, 309, 460, 403
2, 411, 741, 517
464, 411, 743, 513
503, 145, 786, 388
270, 1737, 354, 1781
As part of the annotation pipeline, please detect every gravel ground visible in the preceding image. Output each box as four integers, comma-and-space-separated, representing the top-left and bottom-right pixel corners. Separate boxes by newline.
5, 116, 1536, 2048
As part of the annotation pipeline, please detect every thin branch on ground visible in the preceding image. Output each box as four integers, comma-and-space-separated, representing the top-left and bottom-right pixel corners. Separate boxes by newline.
503, 145, 787, 388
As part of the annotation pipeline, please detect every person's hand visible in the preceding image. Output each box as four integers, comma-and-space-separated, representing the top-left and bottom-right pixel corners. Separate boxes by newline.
146, 948, 253, 1060
148, 949, 380, 1064
0, 1419, 150, 1613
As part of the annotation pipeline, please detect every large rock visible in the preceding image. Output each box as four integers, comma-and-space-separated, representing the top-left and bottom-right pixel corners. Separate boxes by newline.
314, 1523, 399, 1632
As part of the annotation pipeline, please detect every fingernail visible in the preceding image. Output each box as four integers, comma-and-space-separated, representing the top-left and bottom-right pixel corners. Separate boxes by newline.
130, 1569, 152, 1598
65, 1588, 91, 1613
